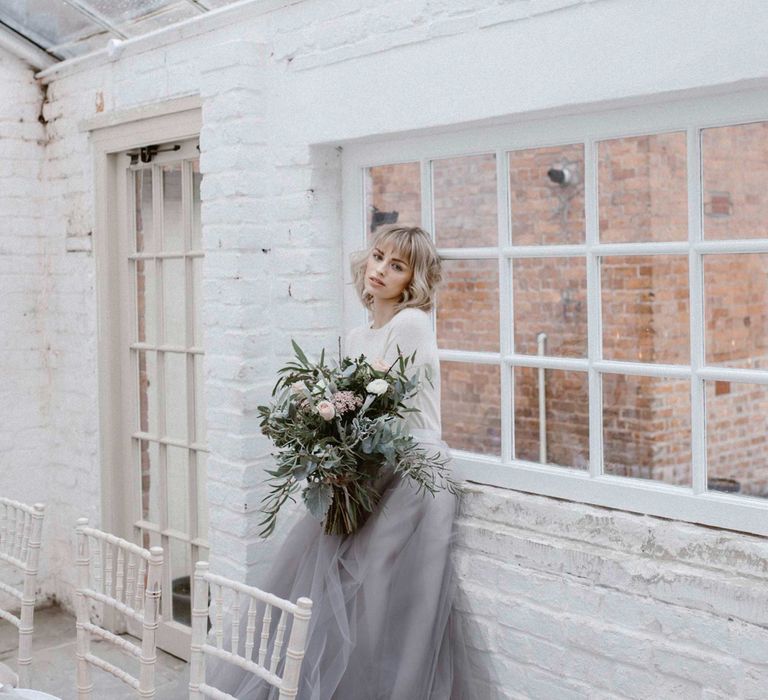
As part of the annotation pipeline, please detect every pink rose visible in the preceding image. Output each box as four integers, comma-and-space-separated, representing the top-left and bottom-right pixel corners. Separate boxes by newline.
371, 358, 390, 372
291, 381, 307, 395
316, 400, 336, 421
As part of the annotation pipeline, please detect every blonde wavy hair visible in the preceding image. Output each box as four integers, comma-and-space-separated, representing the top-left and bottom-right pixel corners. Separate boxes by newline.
350, 225, 443, 313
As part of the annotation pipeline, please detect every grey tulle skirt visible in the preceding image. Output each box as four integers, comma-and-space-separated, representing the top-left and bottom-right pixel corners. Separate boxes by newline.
205, 445, 479, 699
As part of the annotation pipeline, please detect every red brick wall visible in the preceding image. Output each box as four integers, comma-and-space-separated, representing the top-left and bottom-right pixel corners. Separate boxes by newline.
509, 144, 585, 245
364, 162, 421, 233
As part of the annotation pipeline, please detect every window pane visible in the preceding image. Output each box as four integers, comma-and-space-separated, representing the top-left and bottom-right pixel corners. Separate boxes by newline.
597, 131, 688, 243
513, 257, 587, 357
508, 143, 585, 245
601, 255, 690, 364
603, 374, 691, 486
436, 259, 499, 352
702, 121, 768, 240
136, 258, 157, 345
139, 439, 160, 523
165, 352, 189, 442
137, 350, 158, 436
513, 367, 588, 469
441, 362, 501, 456
433, 154, 497, 247
134, 169, 154, 254
167, 446, 190, 532
364, 163, 421, 234
706, 380, 768, 498
163, 258, 187, 347
704, 253, 768, 370
162, 163, 184, 251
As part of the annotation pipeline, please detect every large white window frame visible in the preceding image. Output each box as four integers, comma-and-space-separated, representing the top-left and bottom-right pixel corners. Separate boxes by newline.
341, 88, 768, 537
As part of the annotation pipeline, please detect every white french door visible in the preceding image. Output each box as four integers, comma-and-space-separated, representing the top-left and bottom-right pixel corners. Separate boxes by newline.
115, 137, 208, 659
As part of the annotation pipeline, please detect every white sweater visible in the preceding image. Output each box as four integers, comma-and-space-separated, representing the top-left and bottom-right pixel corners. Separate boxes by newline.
344, 307, 442, 438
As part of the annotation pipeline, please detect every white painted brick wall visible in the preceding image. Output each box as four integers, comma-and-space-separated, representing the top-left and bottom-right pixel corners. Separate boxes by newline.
3, 0, 768, 695
456, 485, 768, 698
0, 46, 56, 610
0, 44, 103, 615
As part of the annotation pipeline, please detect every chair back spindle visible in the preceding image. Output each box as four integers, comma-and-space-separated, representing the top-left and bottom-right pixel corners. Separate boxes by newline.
74, 518, 163, 699
189, 561, 313, 700
0, 498, 45, 688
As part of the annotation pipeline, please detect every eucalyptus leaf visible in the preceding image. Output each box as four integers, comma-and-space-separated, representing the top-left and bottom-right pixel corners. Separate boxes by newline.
291, 340, 310, 367
303, 483, 333, 520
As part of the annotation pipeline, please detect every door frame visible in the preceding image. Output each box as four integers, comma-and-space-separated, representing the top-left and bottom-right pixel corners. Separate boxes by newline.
87, 95, 202, 658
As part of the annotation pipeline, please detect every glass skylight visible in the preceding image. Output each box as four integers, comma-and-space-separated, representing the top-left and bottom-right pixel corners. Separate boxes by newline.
0, 0, 236, 61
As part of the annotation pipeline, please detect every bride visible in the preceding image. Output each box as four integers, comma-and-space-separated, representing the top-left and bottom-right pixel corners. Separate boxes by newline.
206, 224, 478, 699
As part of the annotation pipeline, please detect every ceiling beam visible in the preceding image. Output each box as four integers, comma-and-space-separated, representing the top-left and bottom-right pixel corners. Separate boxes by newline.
0, 22, 58, 70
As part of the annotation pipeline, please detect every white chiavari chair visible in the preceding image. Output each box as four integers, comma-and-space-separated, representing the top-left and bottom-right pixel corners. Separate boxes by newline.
74, 518, 163, 699
189, 561, 313, 700
0, 497, 45, 688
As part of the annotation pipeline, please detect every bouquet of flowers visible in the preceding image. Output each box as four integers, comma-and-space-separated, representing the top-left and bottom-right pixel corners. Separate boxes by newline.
257, 340, 460, 537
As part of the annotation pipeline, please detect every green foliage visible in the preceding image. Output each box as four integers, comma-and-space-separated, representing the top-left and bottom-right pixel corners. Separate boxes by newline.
256, 338, 460, 537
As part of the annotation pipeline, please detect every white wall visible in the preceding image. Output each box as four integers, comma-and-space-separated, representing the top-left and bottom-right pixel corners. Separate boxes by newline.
1, 0, 766, 695
0, 45, 94, 607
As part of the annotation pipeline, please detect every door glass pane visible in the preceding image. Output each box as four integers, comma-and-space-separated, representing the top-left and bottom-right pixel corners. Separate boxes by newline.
137, 350, 158, 436
134, 169, 154, 254
136, 258, 157, 345
702, 120, 768, 240
162, 163, 184, 251
364, 162, 421, 235
436, 259, 500, 352
597, 131, 688, 243
706, 380, 768, 498
603, 374, 692, 486
163, 258, 187, 347
441, 362, 501, 456
513, 257, 587, 357
601, 255, 690, 364
167, 446, 190, 533
164, 352, 188, 442
508, 143, 585, 245
432, 154, 497, 247
139, 439, 160, 524
704, 253, 768, 370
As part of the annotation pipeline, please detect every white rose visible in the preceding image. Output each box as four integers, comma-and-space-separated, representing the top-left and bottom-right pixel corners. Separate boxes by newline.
371, 358, 390, 372
366, 379, 389, 396
316, 400, 336, 421
291, 381, 307, 395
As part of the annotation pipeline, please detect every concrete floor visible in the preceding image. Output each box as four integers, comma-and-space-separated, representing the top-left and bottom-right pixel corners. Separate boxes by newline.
0, 605, 189, 699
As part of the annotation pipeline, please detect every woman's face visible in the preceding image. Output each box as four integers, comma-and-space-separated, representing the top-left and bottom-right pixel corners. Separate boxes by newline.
363, 240, 413, 303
